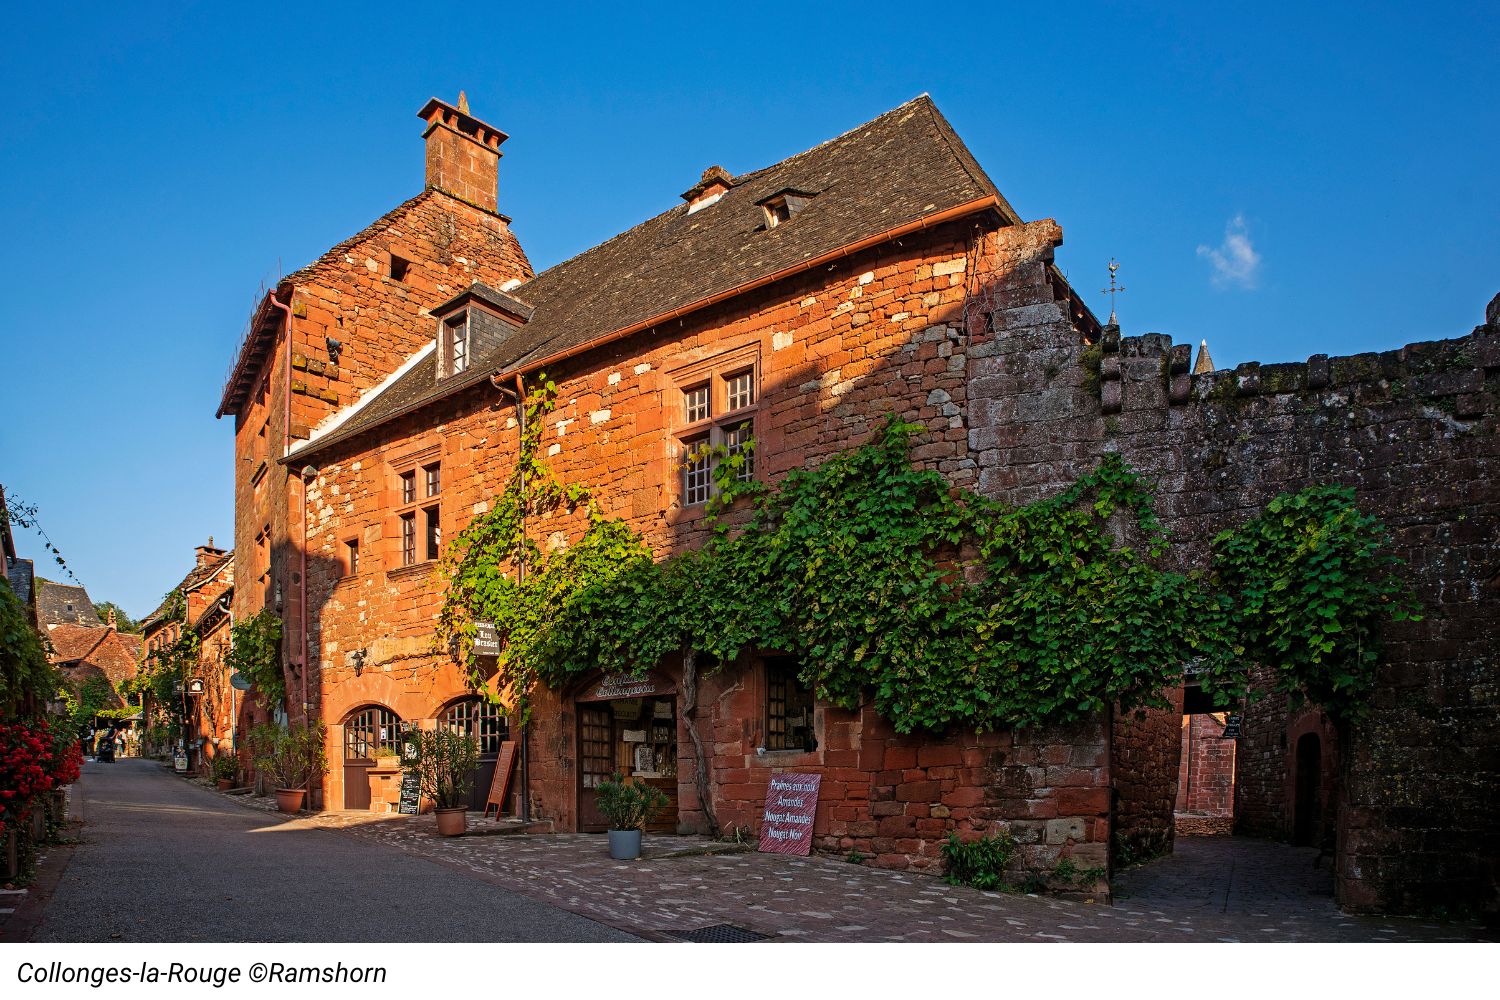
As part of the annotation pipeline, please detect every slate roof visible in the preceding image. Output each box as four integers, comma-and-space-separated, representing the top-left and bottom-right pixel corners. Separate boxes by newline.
287, 95, 1016, 460
140, 551, 233, 630
36, 579, 102, 629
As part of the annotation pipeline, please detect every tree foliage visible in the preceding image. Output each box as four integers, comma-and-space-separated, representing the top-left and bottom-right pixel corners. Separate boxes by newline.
0, 580, 59, 718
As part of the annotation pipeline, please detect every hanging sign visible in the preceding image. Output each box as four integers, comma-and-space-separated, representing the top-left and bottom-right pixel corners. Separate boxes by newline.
186, 678, 205, 695
229, 672, 252, 692
581, 671, 675, 702
757, 772, 822, 856
472, 621, 500, 659
1221, 714, 1244, 740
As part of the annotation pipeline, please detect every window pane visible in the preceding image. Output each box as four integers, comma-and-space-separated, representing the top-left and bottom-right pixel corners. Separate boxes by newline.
725, 420, 754, 482
346, 540, 359, 575
725, 370, 754, 411
401, 513, 416, 565
448, 315, 469, 374
682, 437, 712, 506
424, 506, 441, 561
400, 471, 415, 505
684, 383, 710, 423
441, 698, 509, 755
425, 463, 441, 497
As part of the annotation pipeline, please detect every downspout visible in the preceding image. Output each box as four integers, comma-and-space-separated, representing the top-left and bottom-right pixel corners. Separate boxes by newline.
298, 465, 315, 736
219, 594, 235, 758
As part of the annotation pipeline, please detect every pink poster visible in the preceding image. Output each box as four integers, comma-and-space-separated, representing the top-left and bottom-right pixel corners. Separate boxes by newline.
757, 772, 822, 856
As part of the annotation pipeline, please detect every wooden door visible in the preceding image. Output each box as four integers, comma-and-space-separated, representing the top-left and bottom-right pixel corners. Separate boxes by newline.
578, 705, 613, 832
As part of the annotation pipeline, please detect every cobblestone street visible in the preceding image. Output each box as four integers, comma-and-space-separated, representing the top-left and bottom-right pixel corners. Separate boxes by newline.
231, 784, 1490, 943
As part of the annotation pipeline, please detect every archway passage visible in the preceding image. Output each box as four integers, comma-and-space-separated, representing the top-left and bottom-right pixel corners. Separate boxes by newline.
1293, 732, 1322, 847
1174, 707, 1237, 838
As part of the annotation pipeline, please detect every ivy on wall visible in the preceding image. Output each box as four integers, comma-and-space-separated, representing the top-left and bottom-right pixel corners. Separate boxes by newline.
1, 580, 60, 718
225, 610, 285, 713
436, 383, 1416, 735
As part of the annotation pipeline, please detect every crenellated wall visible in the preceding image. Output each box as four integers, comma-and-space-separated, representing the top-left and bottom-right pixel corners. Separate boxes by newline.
967, 283, 1500, 915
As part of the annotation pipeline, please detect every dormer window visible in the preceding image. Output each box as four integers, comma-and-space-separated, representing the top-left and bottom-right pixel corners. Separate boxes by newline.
759, 189, 814, 229
444, 312, 470, 376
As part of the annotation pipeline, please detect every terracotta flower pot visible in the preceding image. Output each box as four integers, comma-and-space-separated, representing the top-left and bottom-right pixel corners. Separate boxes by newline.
217, 779, 234, 792
434, 806, 468, 837
275, 788, 306, 813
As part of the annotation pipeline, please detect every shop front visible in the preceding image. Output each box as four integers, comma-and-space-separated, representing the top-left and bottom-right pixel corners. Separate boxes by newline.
575, 671, 679, 833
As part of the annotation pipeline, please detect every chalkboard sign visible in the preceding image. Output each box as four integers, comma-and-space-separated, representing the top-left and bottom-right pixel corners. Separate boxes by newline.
397, 770, 421, 815
473, 620, 500, 659
482, 740, 519, 819
1221, 714, 1244, 739
758, 772, 821, 856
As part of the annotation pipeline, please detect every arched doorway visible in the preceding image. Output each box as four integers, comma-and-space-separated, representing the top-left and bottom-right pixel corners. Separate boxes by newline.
342, 704, 403, 810
1293, 732, 1321, 846
439, 697, 509, 812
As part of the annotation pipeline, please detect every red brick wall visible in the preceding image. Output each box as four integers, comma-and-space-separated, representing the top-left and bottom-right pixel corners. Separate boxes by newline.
1176, 713, 1235, 816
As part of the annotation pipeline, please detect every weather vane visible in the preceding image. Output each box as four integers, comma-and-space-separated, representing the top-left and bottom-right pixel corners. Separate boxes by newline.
1101, 258, 1126, 326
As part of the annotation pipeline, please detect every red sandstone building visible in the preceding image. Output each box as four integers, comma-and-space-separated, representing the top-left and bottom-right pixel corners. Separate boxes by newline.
217, 95, 1498, 915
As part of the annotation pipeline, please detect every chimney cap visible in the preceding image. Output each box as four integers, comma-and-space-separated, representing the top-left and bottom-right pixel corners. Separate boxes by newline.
417, 94, 509, 150
682, 165, 735, 203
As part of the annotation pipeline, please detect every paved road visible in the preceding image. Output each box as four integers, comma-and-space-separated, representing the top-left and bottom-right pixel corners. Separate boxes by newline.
31, 758, 636, 942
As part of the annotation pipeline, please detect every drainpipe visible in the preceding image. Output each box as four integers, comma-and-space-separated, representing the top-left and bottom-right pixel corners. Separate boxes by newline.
488, 371, 531, 822
299, 464, 317, 801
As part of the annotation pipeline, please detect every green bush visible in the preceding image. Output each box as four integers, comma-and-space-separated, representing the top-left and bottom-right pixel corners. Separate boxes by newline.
414, 728, 480, 809
940, 830, 1015, 890
594, 773, 669, 831
211, 754, 236, 782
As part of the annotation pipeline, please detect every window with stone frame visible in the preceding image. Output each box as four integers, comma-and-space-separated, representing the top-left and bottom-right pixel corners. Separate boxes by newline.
672, 351, 759, 506
391, 451, 440, 570
765, 656, 817, 752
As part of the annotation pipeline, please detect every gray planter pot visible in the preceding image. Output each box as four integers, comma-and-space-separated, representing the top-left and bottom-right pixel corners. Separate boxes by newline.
608, 828, 642, 860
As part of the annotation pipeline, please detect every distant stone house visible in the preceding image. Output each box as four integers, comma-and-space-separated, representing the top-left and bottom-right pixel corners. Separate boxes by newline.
218, 94, 1497, 916
35, 578, 104, 631
46, 622, 140, 711
139, 542, 236, 764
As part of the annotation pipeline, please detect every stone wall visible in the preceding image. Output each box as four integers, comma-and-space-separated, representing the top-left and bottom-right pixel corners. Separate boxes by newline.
296, 218, 1116, 872
1111, 691, 1184, 862
966, 271, 1500, 914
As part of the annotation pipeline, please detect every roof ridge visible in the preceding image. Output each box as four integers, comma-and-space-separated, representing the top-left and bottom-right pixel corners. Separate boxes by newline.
522, 95, 943, 288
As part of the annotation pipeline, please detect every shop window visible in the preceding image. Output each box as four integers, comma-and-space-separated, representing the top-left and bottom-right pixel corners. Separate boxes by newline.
441, 698, 509, 755
765, 657, 816, 752
343, 706, 403, 759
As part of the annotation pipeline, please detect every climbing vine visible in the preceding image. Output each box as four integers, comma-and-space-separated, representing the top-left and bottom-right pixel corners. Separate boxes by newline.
225, 610, 286, 712
124, 589, 199, 734
1208, 486, 1420, 722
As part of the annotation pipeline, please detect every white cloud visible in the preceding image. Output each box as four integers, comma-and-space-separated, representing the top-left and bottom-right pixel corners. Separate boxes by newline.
1197, 214, 1262, 290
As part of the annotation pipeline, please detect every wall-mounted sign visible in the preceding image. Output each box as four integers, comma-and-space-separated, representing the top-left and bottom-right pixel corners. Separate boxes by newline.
229, 672, 252, 692
758, 772, 822, 856
472, 621, 500, 659
186, 678, 205, 695
173, 753, 188, 773
581, 671, 675, 703
1221, 714, 1244, 740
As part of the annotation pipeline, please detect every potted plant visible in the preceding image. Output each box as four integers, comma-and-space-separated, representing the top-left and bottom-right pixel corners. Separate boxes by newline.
251, 723, 327, 813
414, 728, 480, 836
595, 772, 669, 860
211, 754, 237, 791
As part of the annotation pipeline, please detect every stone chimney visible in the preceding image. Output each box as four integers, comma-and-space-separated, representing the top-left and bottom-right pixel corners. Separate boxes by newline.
417, 91, 508, 213
106, 607, 117, 629
195, 537, 226, 569
682, 165, 734, 214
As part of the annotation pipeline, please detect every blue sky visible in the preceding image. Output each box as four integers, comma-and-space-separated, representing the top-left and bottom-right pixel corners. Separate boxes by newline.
1, 2, 1495, 617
